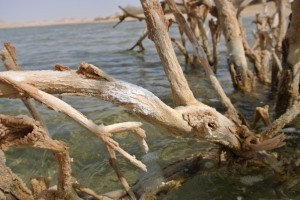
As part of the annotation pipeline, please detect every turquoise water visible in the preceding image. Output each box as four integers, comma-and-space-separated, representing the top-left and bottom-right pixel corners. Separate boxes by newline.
0, 20, 299, 199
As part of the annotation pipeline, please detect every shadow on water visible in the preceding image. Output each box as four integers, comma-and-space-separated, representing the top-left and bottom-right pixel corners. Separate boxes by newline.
0, 20, 299, 199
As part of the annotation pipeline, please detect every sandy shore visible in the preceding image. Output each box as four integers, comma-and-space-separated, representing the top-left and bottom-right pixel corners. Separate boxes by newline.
0, 2, 289, 29
0, 17, 115, 29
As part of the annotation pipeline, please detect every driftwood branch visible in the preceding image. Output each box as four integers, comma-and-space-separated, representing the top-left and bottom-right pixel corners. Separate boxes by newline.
141, 0, 198, 107
113, 6, 145, 28
129, 28, 148, 52
252, 105, 271, 128
0, 1, 299, 199
262, 100, 300, 139
208, 18, 221, 73
275, 0, 300, 114
0, 42, 49, 133
106, 145, 137, 200
0, 114, 75, 198
0, 66, 242, 150
166, 0, 242, 124
0, 75, 147, 172
171, 37, 198, 68
0, 149, 33, 199
215, 0, 254, 92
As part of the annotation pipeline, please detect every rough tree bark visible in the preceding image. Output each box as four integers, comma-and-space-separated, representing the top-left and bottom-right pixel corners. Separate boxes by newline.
275, 0, 300, 115
0, 150, 33, 199
0, 114, 76, 199
214, 0, 254, 92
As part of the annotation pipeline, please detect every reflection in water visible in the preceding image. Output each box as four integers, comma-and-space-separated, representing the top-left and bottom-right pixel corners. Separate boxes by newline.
0, 20, 299, 198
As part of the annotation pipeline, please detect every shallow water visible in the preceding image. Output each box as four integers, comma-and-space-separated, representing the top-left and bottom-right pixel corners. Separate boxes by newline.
0, 20, 299, 199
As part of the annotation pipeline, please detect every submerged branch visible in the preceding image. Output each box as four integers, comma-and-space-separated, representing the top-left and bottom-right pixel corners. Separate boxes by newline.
129, 28, 148, 52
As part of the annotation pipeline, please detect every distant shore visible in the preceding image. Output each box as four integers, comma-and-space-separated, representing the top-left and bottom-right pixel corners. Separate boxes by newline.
0, 2, 287, 29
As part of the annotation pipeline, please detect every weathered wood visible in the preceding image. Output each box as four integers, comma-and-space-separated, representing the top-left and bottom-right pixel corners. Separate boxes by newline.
166, 0, 242, 124
140, 0, 198, 107
0, 150, 34, 199
240, 23, 271, 84
113, 6, 145, 28
215, 0, 254, 92
0, 75, 148, 172
0, 114, 74, 199
275, 0, 300, 115
209, 18, 221, 73
129, 28, 148, 52
0, 42, 49, 133
0, 68, 242, 151
262, 100, 300, 139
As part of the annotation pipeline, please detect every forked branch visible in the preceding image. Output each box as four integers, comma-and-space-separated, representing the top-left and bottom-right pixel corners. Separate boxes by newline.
166, 0, 242, 124
0, 76, 147, 172
113, 6, 145, 28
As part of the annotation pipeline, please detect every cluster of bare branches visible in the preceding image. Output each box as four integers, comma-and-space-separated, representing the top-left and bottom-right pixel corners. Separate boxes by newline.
0, 0, 299, 199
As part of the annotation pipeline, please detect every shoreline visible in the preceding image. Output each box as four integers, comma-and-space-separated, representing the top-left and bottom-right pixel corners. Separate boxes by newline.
0, 17, 136, 30
0, 2, 288, 30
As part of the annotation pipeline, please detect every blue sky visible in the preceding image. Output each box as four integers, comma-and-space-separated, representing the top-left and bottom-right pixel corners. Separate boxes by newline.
0, 0, 141, 22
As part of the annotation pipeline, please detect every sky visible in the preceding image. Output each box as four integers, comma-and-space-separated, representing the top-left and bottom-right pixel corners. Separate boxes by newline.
0, 0, 141, 22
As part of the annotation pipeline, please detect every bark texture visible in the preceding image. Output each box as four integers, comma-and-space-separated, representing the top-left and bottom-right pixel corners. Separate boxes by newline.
141, 0, 198, 107
0, 150, 33, 199
215, 0, 254, 92
0, 114, 75, 199
275, 0, 300, 115
0, 67, 241, 151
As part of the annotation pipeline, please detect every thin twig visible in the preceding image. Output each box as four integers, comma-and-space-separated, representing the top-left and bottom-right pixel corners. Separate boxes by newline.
106, 146, 137, 200
113, 6, 145, 28
129, 28, 148, 51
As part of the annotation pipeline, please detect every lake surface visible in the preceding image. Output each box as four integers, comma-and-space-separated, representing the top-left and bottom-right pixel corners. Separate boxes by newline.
0, 20, 298, 199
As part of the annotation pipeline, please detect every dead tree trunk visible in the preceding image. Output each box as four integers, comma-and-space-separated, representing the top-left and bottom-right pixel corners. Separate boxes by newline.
275, 0, 300, 115
214, 0, 254, 92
